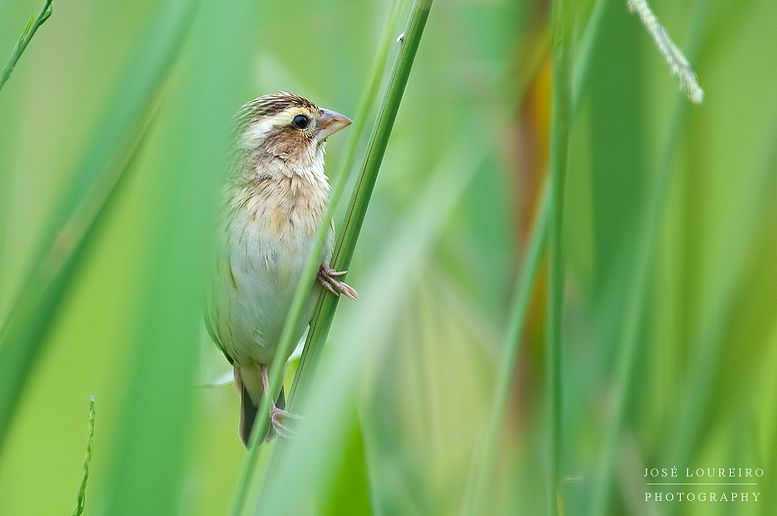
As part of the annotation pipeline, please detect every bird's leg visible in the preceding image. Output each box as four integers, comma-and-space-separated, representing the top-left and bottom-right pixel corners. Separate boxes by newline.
259, 364, 301, 439
318, 263, 359, 300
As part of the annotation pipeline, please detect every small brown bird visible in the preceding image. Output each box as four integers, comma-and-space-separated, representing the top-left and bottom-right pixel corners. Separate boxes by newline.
206, 92, 357, 446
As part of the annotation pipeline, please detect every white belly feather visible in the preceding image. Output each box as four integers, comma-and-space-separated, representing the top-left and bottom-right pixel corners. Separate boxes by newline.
208, 169, 334, 369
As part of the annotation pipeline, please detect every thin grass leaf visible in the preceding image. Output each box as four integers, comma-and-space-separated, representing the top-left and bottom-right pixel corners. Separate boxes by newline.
71, 396, 95, 516
571, 0, 607, 112
0, 0, 53, 92
328, 0, 433, 276
288, 0, 408, 409
256, 125, 487, 516
228, 2, 433, 514
665, 98, 777, 501
547, 0, 575, 513
0, 0, 198, 454
319, 404, 372, 515
462, 179, 550, 514
0, 0, 54, 278
461, 2, 611, 506
588, 2, 709, 513
105, 0, 254, 513
0, 112, 156, 452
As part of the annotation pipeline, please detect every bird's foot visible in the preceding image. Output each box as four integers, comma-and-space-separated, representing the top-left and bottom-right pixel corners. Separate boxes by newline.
318, 264, 358, 300
270, 406, 302, 438
257, 363, 303, 439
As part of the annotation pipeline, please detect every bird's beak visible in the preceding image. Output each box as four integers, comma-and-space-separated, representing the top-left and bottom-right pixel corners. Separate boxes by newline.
316, 109, 352, 141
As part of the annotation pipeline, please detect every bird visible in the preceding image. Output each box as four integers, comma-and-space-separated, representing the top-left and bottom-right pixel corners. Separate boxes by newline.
206, 92, 358, 447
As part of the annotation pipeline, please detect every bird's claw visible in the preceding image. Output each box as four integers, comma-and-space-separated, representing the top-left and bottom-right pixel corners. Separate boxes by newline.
318, 264, 358, 300
258, 363, 303, 439
270, 406, 302, 438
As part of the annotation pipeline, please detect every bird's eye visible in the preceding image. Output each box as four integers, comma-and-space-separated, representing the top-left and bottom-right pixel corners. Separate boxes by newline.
292, 114, 309, 129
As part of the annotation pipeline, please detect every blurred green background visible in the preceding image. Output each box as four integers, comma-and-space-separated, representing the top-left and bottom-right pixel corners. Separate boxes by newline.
1, 0, 776, 514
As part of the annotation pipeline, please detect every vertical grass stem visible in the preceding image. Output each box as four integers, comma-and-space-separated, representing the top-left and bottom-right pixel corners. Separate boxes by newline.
228, 2, 434, 514
547, 0, 574, 513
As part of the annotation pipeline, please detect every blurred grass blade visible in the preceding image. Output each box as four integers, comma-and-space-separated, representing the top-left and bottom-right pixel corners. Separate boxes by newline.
571, 0, 606, 112
104, 0, 254, 513
666, 99, 777, 486
0, 0, 53, 93
229, 1, 434, 514
329, 0, 434, 273
288, 0, 407, 407
588, 2, 708, 513
319, 404, 372, 516
627, 0, 704, 103
72, 395, 95, 516
243, 0, 407, 502
289, 0, 435, 412
0, 113, 156, 451
462, 179, 550, 514
257, 126, 487, 516
547, 0, 574, 513
463, 1, 606, 506
0, 0, 198, 453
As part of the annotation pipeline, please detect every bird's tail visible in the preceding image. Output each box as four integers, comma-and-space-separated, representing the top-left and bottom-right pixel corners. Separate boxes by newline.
234, 364, 284, 447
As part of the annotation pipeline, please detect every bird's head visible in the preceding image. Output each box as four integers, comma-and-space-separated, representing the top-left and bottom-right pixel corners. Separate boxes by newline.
235, 92, 352, 170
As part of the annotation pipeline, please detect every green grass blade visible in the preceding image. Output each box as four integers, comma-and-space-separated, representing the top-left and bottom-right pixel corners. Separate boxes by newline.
571, 0, 606, 113
0, 0, 198, 454
104, 0, 254, 513
665, 79, 777, 493
287, 0, 407, 411
0, 114, 154, 452
462, 179, 551, 514
588, 1, 709, 513
547, 0, 574, 513
330, 0, 434, 274
460, 2, 608, 507
319, 405, 372, 516
0, 0, 52, 93
71, 396, 95, 516
256, 126, 487, 516
288, 0, 435, 410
